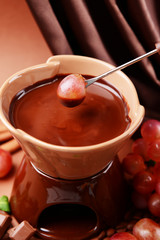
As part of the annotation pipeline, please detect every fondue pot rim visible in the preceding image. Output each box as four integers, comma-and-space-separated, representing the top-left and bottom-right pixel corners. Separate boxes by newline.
0, 55, 145, 153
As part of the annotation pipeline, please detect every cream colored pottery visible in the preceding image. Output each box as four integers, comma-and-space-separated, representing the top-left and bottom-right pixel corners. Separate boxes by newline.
0, 55, 145, 179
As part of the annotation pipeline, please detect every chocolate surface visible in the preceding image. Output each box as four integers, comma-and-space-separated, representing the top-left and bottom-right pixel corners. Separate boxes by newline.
8, 220, 36, 240
0, 211, 11, 238
9, 75, 130, 147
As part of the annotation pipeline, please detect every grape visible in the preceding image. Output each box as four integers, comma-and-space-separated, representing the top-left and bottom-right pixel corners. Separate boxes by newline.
120, 119, 160, 221
131, 191, 149, 209
0, 149, 12, 178
148, 192, 160, 217
110, 232, 137, 240
133, 218, 160, 240
147, 139, 160, 162
155, 180, 160, 195
122, 153, 146, 176
150, 162, 160, 180
132, 138, 149, 161
133, 170, 156, 195
141, 119, 160, 143
57, 74, 86, 107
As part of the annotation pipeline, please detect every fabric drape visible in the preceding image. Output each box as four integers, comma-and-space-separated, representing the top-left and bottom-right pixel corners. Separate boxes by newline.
26, 0, 160, 119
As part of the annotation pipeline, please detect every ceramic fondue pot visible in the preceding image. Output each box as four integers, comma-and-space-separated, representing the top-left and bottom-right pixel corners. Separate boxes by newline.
0, 55, 145, 179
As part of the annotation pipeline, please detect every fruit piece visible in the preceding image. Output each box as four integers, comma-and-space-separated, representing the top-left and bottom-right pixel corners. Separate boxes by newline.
132, 138, 149, 161
122, 153, 146, 176
133, 170, 156, 195
133, 218, 160, 240
141, 119, 160, 143
148, 192, 160, 217
155, 180, 160, 195
0, 195, 10, 212
110, 232, 137, 240
0, 149, 12, 178
151, 162, 160, 180
147, 139, 160, 162
131, 191, 149, 209
57, 74, 86, 107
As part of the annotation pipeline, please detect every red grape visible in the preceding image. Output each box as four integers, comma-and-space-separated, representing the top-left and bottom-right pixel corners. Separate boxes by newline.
150, 162, 160, 180
147, 139, 160, 162
155, 180, 160, 195
133, 218, 160, 240
120, 119, 160, 220
131, 191, 149, 209
122, 153, 146, 176
141, 119, 160, 143
133, 170, 156, 195
110, 232, 137, 240
57, 74, 86, 107
148, 192, 160, 217
0, 149, 12, 178
132, 138, 149, 161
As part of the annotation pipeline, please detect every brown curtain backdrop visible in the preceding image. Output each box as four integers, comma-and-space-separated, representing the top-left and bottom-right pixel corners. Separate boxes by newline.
26, 0, 160, 120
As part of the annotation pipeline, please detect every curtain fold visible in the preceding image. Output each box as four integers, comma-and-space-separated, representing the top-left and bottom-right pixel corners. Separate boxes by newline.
27, 0, 73, 54
57, 0, 114, 63
104, 0, 158, 83
26, 0, 160, 119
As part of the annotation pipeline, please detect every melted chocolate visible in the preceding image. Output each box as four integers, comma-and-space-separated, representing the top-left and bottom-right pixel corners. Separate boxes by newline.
9, 75, 130, 147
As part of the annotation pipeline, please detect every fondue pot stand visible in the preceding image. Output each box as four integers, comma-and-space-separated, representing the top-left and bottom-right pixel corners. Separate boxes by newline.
0, 55, 145, 239
10, 155, 127, 239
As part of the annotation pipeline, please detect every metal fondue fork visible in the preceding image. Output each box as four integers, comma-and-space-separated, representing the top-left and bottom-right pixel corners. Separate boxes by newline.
85, 43, 160, 87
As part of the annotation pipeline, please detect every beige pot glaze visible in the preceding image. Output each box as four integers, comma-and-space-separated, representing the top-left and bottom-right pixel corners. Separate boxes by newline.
0, 55, 145, 179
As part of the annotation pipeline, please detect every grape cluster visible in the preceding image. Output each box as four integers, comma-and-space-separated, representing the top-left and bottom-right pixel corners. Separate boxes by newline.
122, 119, 160, 215
109, 119, 160, 239
110, 218, 160, 240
